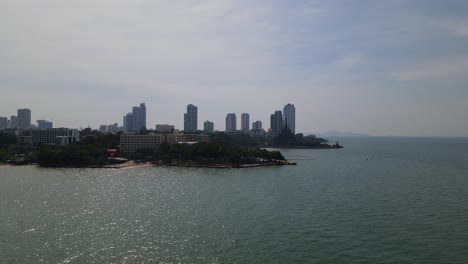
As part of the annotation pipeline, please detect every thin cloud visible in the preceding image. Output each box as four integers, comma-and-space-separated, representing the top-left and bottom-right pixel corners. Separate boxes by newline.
392, 57, 468, 81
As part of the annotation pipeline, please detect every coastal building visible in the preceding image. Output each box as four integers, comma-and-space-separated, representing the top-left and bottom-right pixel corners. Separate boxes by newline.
252, 121, 262, 130
283, 103, 296, 134
10, 115, 18, 129
270, 111, 283, 133
120, 133, 210, 153
29, 128, 80, 146
120, 134, 164, 153
37, 120, 53, 129
18, 109, 31, 129
204, 120, 214, 133
132, 106, 140, 132
123, 103, 146, 132
241, 113, 250, 132
184, 104, 198, 132
139, 103, 146, 130
123, 113, 133, 132
156, 124, 175, 133
225, 113, 237, 132
0, 117, 7, 130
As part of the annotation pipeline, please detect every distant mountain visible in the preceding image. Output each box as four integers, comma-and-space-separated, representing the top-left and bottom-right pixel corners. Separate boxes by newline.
313, 131, 372, 138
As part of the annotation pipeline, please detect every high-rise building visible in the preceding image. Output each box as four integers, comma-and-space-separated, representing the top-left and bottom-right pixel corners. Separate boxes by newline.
10, 115, 18, 129
0, 117, 7, 130
283, 103, 296, 134
225, 113, 237, 132
241, 113, 250, 131
139, 103, 146, 130
123, 113, 133, 132
252, 121, 262, 130
122, 102, 146, 132
184, 104, 198, 132
18, 109, 31, 129
132, 106, 140, 132
270, 110, 283, 133
37, 120, 53, 129
204, 120, 214, 133
270, 114, 275, 132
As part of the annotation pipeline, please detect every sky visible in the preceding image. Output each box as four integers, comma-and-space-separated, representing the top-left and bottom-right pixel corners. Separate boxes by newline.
1, 0, 468, 137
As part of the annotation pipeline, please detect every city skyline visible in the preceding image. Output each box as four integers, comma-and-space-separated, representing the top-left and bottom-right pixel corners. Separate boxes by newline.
0, 102, 296, 134
1, 1, 468, 136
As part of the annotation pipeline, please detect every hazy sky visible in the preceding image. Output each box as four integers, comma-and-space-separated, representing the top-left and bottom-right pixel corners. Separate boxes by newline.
1, 0, 468, 136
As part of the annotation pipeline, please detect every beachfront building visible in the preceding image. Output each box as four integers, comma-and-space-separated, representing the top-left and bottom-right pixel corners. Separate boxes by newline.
120, 133, 210, 153
120, 134, 164, 153
29, 128, 80, 146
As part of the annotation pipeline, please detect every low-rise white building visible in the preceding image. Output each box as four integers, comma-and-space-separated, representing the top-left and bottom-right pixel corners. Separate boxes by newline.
120, 133, 210, 153
30, 128, 80, 146
120, 134, 164, 153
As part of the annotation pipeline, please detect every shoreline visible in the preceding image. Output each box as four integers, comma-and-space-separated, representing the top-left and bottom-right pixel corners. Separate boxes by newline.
0, 160, 296, 169
162, 161, 297, 169
269, 145, 342, 149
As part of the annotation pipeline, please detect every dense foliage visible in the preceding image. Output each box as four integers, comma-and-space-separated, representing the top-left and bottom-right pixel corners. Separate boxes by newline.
0, 133, 18, 162
36, 144, 110, 167
273, 129, 330, 147
211, 132, 273, 147
0, 147, 15, 162
131, 141, 285, 165
79, 128, 121, 148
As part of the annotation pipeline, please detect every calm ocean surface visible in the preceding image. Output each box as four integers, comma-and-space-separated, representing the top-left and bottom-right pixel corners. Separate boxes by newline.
1, 137, 467, 263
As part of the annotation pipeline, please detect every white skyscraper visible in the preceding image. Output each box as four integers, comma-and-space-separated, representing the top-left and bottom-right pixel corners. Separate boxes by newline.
283, 104, 296, 134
